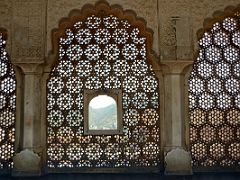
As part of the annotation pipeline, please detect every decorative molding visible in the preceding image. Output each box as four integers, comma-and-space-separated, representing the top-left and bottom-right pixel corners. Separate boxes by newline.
12, 62, 43, 74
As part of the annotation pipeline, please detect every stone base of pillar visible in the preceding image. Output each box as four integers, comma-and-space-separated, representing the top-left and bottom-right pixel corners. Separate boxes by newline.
164, 147, 193, 175
12, 149, 41, 176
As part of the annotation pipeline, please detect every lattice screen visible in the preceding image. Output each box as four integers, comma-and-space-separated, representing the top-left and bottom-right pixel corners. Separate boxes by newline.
47, 13, 160, 170
189, 13, 240, 167
0, 32, 16, 171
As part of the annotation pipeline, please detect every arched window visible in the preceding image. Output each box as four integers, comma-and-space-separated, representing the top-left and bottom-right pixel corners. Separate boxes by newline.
46, 2, 160, 171
189, 11, 240, 168
88, 94, 117, 131
84, 90, 122, 135
0, 30, 16, 172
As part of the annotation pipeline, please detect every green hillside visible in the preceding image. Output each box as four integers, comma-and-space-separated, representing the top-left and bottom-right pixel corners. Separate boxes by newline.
89, 104, 117, 130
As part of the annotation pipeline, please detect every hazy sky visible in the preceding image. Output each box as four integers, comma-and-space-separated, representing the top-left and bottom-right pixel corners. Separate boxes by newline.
89, 95, 116, 109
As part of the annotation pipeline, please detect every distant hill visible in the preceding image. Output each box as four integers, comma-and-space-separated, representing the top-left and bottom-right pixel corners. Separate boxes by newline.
89, 104, 117, 130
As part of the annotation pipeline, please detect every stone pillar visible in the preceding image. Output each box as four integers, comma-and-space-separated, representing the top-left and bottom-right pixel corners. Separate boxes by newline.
170, 74, 184, 147
12, 64, 42, 176
10, 0, 46, 176
162, 61, 192, 175
23, 69, 43, 152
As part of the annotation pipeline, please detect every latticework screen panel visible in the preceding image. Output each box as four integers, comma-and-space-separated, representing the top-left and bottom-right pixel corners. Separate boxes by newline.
189, 13, 240, 168
0, 32, 16, 171
47, 12, 160, 170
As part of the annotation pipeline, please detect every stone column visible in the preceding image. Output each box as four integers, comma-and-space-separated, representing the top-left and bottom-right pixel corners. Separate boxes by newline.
10, 0, 46, 176
162, 61, 192, 175
170, 74, 184, 147
12, 64, 42, 176
23, 73, 37, 148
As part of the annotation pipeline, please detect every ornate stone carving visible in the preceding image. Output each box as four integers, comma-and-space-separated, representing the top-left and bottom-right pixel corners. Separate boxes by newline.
189, 7, 240, 169
46, 1, 161, 171
12, 0, 45, 63
158, 0, 239, 61
0, 29, 16, 173
46, 0, 159, 55
160, 19, 176, 47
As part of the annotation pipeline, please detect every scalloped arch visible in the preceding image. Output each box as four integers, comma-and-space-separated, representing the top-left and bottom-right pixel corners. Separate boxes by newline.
189, 4, 240, 169
46, 0, 161, 171
197, 4, 240, 40
48, 0, 157, 70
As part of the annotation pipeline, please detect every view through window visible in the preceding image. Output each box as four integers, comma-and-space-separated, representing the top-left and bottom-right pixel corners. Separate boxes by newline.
89, 95, 117, 130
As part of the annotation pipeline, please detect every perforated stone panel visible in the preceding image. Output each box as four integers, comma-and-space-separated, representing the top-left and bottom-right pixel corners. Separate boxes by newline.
47, 12, 160, 170
189, 13, 240, 168
0, 32, 16, 171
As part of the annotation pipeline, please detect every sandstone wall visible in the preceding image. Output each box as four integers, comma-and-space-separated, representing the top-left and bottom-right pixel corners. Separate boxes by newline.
0, 0, 238, 63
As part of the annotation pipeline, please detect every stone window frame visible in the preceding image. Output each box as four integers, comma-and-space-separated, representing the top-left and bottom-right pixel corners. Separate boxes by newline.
84, 89, 123, 135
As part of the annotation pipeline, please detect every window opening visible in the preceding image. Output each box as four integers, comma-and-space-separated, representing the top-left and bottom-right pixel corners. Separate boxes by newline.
89, 95, 117, 130
84, 90, 122, 135
88, 95, 117, 130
